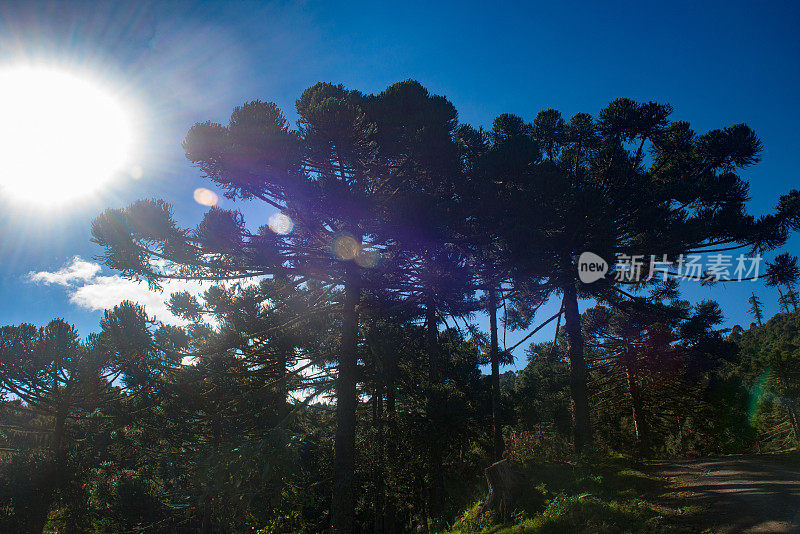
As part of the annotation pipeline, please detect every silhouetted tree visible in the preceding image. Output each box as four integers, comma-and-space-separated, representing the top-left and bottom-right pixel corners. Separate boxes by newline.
767, 253, 800, 313
0, 320, 111, 532
499, 100, 800, 453
748, 292, 765, 326
91, 80, 479, 533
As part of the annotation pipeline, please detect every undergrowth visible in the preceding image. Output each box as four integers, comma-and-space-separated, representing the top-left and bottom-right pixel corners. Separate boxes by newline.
446, 457, 686, 534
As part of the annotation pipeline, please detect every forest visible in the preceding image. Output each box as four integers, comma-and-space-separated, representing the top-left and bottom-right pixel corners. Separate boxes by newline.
2, 80, 800, 533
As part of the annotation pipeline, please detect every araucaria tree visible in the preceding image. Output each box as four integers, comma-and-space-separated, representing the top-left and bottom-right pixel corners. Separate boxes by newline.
496, 100, 799, 453
767, 252, 799, 313
748, 292, 765, 326
90, 80, 474, 532
0, 320, 88, 532
88, 85, 800, 531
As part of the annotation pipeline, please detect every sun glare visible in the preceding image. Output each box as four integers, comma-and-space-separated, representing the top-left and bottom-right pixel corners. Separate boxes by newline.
0, 65, 134, 206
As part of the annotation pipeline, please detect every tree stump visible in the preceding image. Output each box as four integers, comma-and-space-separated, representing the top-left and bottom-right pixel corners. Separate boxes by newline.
480, 459, 527, 519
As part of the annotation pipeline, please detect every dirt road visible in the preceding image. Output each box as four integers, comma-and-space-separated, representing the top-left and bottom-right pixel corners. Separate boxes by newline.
650, 457, 800, 533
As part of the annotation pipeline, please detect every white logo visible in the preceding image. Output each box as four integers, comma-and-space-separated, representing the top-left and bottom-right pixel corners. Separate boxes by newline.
577, 252, 608, 283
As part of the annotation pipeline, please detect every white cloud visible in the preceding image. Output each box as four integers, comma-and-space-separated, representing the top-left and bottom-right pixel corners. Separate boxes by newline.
28, 256, 101, 286
67, 275, 212, 326
27, 257, 249, 327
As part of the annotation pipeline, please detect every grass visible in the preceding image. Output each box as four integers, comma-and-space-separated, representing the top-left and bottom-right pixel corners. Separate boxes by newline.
446, 457, 691, 534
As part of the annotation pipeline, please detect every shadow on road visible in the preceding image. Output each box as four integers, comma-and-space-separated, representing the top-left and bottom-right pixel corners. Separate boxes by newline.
649, 456, 800, 533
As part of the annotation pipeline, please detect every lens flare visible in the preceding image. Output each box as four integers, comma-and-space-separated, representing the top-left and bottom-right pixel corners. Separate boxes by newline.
193, 187, 219, 207
355, 249, 379, 268
268, 212, 293, 235
748, 368, 772, 424
333, 235, 359, 260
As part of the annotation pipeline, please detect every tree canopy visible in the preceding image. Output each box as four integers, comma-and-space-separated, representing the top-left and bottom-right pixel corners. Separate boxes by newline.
2, 80, 799, 533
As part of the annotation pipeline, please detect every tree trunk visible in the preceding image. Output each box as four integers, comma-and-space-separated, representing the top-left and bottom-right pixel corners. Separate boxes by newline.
788, 407, 800, 445
52, 408, 67, 460
778, 287, 789, 313
426, 300, 438, 382
677, 415, 686, 456
622, 348, 648, 455
480, 459, 527, 519
29, 407, 69, 534
562, 282, 592, 453
277, 342, 290, 419
488, 285, 503, 460
373, 365, 385, 534
384, 352, 397, 533
425, 298, 444, 521
550, 311, 562, 360
331, 265, 361, 534
51, 406, 69, 495
751, 292, 763, 326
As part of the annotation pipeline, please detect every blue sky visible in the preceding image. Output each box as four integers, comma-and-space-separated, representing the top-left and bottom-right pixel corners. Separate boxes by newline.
0, 1, 798, 369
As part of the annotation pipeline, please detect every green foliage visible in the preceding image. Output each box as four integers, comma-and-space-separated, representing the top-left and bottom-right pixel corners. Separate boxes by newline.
448, 459, 674, 534
734, 309, 800, 449
86, 466, 168, 533
0, 450, 54, 532
511, 347, 571, 439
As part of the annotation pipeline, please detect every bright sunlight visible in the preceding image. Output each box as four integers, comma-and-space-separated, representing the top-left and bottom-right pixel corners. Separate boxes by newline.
0, 66, 133, 206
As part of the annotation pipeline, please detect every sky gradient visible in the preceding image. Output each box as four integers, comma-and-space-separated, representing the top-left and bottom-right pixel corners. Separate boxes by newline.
0, 1, 798, 369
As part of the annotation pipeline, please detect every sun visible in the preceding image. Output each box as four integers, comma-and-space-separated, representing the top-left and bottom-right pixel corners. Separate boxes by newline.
0, 65, 134, 206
